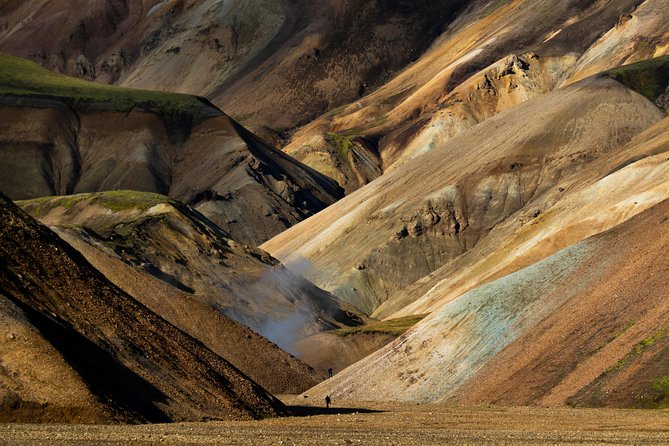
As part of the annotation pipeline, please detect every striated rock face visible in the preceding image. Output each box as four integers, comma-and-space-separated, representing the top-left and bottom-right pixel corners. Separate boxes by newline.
4, 1, 667, 193
0, 192, 284, 422
0, 0, 472, 131
263, 75, 664, 315
0, 55, 343, 245
289, 133, 383, 195
283, 0, 669, 193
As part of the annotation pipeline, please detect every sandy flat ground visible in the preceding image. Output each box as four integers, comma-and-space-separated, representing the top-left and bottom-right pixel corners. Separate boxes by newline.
2, 398, 669, 445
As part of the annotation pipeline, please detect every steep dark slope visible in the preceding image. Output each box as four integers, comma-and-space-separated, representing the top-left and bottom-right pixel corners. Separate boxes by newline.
0, 292, 107, 423
0, 54, 342, 245
53, 225, 324, 394
0, 192, 283, 422
19, 191, 364, 363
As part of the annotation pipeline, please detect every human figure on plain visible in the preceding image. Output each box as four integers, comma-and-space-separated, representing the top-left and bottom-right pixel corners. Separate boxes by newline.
327, 367, 333, 378
325, 395, 331, 409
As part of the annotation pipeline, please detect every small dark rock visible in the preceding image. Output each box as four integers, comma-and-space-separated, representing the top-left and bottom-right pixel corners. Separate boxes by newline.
395, 227, 409, 240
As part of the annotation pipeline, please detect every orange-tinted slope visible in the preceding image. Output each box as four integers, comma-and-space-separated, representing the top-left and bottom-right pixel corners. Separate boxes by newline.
282, 0, 662, 190
454, 198, 669, 408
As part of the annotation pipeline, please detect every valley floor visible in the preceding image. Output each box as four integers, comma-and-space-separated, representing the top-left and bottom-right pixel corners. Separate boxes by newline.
2, 399, 669, 445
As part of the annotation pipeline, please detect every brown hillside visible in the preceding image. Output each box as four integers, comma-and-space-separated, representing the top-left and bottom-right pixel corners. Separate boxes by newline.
0, 0, 471, 131
0, 55, 343, 245
0, 192, 283, 422
54, 229, 323, 395
19, 191, 364, 380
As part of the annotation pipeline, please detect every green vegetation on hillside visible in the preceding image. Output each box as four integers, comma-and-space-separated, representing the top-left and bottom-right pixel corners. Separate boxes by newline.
637, 375, 669, 409
333, 314, 427, 337
608, 55, 669, 102
0, 54, 218, 122
326, 132, 356, 160
568, 325, 669, 409
19, 191, 171, 217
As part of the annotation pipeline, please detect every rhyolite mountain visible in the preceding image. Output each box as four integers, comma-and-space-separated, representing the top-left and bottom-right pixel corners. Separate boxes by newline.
281, 0, 669, 191
0, 54, 342, 246
0, 0, 471, 134
3, 0, 669, 412
260, 1, 669, 409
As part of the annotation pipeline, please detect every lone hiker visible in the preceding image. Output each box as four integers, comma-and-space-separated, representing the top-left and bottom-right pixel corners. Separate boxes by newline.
325, 395, 331, 409
327, 367, 333, 378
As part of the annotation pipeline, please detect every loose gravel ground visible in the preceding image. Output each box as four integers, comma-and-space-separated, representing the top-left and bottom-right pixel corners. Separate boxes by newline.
2, 399, 669, 445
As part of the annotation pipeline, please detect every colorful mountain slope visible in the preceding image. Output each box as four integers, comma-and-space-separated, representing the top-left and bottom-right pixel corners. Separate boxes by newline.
283, 0, 669, 192
307, 197, 669, 407
263, 73, 664, 315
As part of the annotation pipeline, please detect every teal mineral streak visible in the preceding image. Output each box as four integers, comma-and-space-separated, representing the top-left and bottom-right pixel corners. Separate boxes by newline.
419, 238, 602, 396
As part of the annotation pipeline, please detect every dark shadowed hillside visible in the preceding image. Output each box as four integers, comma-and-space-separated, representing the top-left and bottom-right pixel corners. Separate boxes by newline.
0, 192, 283, 422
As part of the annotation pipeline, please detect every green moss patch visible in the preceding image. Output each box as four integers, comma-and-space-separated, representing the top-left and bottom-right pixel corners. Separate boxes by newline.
0, 54, 218, 123
568, 325, 669, 408
608, 55, 669, 102
333, 314, 428, 337
19, 191, 171, 216
636, 375, 669, 409
326, 132, 356, 160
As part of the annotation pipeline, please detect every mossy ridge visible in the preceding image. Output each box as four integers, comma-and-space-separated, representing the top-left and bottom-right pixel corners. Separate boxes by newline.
19, 191, 235, 246
333, 314, 427, 337
0, 54, 219, 124
19, 191, 172, 216
608, 55, 669, 102
604, 328, 667, 376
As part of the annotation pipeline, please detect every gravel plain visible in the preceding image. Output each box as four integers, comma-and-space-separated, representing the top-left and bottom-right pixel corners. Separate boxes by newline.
2, 399, 669, 445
